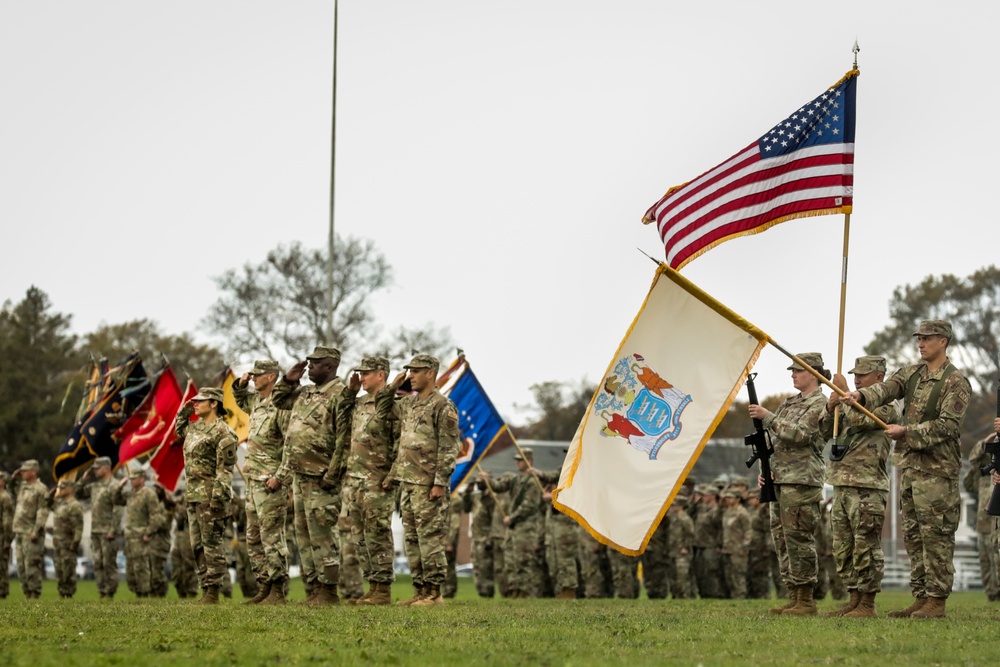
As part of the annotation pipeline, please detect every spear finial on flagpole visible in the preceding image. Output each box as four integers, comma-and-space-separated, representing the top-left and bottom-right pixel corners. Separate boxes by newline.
852, 39, 860, 71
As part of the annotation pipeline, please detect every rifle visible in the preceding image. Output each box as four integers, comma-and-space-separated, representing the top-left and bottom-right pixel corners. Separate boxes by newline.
981, 382, 1000, 517
744, 373, 777, 503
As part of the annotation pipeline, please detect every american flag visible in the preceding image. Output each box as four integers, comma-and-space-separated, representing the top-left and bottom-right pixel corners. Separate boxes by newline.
643, 70, 858, 270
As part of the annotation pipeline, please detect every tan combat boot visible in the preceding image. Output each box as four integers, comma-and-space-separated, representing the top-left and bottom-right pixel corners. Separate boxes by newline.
412, 584, 444, 607
887, 595, 927, 618
244, 581, 271, 605
309, 583, 341, 606
782, 585, 817, 616
844, 592, 877, 618
825, 589, 859, 617
357, 582, 392, 606
769, 585, 798, 615
198, 585, 220, 605
910, 596, 946, 619
260, 578, 287, 605
397, 585, 426, 606
556, 588, 577, 600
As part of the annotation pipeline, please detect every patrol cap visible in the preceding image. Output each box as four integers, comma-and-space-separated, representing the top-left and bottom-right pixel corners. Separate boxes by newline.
249, 359, 281, 375
354, 356, 390, 373
787, 352, 824, 371
513, 447, 534, 463
57, 479, 74, 490
306, 346, 342, 362
912, 319, 953, 340
93, 456, 113, 468
129, 468, 147, 480
721, 488, 741, 499
192, 387, 224, 403
849, 355, 887, 375
18, 459, 39, 472
404, 354, 440, 371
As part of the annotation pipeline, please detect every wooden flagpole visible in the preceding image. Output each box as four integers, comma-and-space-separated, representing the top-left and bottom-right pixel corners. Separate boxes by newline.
833, 211, 851, 437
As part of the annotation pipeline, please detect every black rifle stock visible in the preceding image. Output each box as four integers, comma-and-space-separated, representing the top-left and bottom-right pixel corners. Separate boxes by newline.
981, 382, 1000, 517
744, 373, 777, 503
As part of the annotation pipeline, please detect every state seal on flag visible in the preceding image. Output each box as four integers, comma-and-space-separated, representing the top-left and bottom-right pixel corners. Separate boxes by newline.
593, 353, 692, 460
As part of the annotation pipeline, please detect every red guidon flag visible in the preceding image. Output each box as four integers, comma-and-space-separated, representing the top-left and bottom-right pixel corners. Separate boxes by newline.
148, 379, 198, 492
116, 366, 184, 464
643, 69, 857, 270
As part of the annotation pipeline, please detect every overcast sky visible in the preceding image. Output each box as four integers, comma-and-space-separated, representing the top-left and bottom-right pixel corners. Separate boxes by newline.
2, 1, 995, 424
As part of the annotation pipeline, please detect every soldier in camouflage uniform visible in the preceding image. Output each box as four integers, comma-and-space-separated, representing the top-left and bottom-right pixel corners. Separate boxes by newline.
171, 493, 200, 598
75, 456, 124, 599
813, 501, 847, 601
463, 479, 495, 597
666, 491, 694, 598
481, 449, 545, 598
232, 495, 259, 600
746, 496, 779, 599
965, 434, 1000, 602
749, 352, 828, 616
385, 354, 461, 606
845, 320, 971, 619
11, 460, 49, 599
150, 484, 175, 597
488, 472, 516, 597
608, 550, 640, 599
536, 468, 580, 599
693, 485, 723, 599
0, 472, 15, 599
819, 354, 897, 617
177, 386, 239, 604
113, 469, 168, 597
339, 356, 399, 606
272, 346, 349, 605
50, 480, 84, 598
233, 359, 291, 605
719, 487, 751, 599
641, 514, 670, 599
443, 492, 464, 599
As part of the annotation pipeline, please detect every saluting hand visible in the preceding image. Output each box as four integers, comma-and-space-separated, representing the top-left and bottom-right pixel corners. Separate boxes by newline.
390, 370, 408, 391
285, 360, 307, 383
348, 372, 361, 392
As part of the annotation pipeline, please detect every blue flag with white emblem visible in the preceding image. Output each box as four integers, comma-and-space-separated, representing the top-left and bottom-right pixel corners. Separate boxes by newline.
440, 358, 515, 492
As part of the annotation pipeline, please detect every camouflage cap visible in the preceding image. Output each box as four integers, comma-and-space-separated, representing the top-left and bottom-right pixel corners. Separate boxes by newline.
129, 468, 147, 480
249, 359, 281, 375
57, 479, 74, 490
787, 352, 824, 370
698, 484, 718, 497
354, 356, 390, 373
192, 387, 224, 403
721, 488, 741, 499
306, 345, 342, 362
912, 319, 953, 340
93, 456, 113, 468
849, 355, 887, 375
18, 459, 39, 472
513, 447, 534, 463
404, 353, 440, 371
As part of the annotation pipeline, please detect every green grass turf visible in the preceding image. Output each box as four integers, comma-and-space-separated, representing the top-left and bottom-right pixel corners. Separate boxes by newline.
1, 578, 998, 666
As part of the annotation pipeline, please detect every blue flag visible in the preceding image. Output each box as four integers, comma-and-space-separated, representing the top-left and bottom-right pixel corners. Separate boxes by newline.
443, 360, 514, 491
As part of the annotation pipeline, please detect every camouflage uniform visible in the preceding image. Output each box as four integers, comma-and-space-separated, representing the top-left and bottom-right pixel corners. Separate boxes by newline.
764, 374, 827, 590
171, 497, 200, 598
577, 530, 612, 598
813, 505, 847, 600
608, 550, 640, 598
964, 437, 1000, 601
339, 377, 399, 589
177, 392, 239, 591
857, 339, 971, 602
819, 362, 896, 597
113, 477, 168, 596
489, 459, 545, 598
149, 489, 174, 597
50, 483, 84, 598
538, 469, 580, 598
489, 473, 516, 597
338, 505, 364, 600
719, 492, 751, 599
746, 500, 779, 599
0, 477, 15, 599
389, 370, 461, 594
641, 516, 670, 599
443, 493, 464, 598
665, 501, 694, 598
463, 483, 495, 597
11, 467, 49, 598
272, 362, 349, 593
693, 490, 723, 598
233, 372, 291, 589
75, 463, 124, 598
233, 496, 259, 599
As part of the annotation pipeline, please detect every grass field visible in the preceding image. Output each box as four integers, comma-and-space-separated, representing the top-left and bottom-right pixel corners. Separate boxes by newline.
1, 578, 998, 666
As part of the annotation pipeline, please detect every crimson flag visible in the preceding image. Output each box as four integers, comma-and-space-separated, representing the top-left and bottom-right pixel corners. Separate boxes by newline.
117, 366, 184, 464
149, 380, 197, 492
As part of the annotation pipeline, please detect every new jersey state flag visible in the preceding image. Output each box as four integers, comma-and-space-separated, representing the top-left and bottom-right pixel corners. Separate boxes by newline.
553, 264, 767, 555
